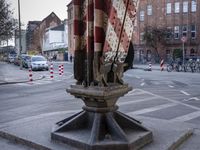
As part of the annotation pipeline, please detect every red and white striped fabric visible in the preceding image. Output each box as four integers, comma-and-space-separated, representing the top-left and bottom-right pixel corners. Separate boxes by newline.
73, 0, 138, 62
103, 0, 138, 63
73, 0, 138, 83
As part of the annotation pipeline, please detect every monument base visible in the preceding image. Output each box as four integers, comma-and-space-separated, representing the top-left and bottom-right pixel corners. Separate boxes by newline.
51, 85, 153, 150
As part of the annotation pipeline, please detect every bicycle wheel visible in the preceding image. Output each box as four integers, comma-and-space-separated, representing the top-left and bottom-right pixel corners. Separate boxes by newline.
167, 65, 172, 72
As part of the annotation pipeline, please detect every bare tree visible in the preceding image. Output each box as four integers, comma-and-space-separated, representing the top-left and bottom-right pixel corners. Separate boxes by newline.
143, 26, 172, 62
0, 0, 16, 43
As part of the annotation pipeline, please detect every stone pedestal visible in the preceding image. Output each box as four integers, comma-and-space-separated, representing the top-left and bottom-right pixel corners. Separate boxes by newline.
51, 84, 153, 150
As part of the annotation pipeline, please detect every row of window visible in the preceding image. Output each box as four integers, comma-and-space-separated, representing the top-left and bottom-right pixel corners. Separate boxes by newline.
170, 25, 196, 39
140, 25, 197, 42
167, 0, 197, 14
140, 0, 197, 21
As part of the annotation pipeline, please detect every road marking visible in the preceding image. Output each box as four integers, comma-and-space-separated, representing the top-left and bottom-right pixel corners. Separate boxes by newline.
136, 88, 200, 111
135, 76, 141, 79
0, 110, 81, 128
140, 82, 145, 86
180, 90, 190, 96
119, 96, 158, 106
126, 89, 146, 96
127, 103, 177, 115
183, 97, 200, 101
170, 111, 200, 122
125, 73, 133, 77
168, 85, 174, 88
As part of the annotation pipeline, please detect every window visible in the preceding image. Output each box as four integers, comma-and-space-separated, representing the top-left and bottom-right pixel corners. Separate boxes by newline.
191, 0, 197, 12
166, 27, 172, 39
182, 25, 188, 37
191, 25, 196, 39
147, 5, 152, 15
183, 1, 188, 13
140, 11, 145, 21
174, 26, 180, 39
166, 3, 172, 14
174, 2, 180, 13
140, 32, 144, 43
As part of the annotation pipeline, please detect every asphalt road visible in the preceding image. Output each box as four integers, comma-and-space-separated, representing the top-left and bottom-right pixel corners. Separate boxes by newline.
0, 62, 200, 149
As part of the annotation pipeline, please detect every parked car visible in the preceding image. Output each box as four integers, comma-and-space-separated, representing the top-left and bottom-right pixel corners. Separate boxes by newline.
22, 55, 31, 68
13, 54, 31, 67
30, 55, 49, 71
8, 53, 17, 63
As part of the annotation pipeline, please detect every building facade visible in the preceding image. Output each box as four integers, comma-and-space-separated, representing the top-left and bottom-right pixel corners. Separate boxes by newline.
42, 21, 68, 60
15, 29, 26, 54
26, 21, 41, 52
67, 2, 74, 59
31, 12, 62, 54
134, 0, 200, 63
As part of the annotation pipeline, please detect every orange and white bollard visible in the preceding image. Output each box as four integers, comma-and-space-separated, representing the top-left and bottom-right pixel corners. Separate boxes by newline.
59, 65, 62, 76
148, 62, 152, 71
50, 63, 54, 79
29, 67, 33, 82
160, 59, 164, 71
61, 64, 64, 76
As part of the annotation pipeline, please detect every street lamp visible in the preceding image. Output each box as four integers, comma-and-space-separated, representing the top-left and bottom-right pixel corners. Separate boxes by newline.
181, 36, 187, 65
18, 0, 22, 69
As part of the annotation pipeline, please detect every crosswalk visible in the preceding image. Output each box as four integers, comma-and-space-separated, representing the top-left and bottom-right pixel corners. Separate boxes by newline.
15, 72, 74, 86
118, 88, 200, 125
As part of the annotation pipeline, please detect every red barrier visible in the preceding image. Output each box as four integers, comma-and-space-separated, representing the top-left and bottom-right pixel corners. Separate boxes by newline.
50, 63, 54, 79
29, 67, 33, 82
160, 59, 164, 71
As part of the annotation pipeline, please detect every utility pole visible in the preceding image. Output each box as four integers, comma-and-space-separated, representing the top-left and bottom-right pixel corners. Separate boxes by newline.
18, 0, 22, 69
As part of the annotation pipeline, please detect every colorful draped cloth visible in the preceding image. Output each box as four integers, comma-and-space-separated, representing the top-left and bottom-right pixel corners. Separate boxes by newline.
73, 0, 138, 84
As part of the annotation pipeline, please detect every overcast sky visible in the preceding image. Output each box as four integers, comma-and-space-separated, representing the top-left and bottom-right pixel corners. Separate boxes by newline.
8, 0, 71, 29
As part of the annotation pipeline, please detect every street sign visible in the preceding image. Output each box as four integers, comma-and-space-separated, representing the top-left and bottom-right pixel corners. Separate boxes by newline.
181, 36, 187, 43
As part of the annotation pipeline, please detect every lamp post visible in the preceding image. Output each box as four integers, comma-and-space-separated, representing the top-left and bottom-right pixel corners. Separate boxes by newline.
18, 0, 22, 69
181, 36, 187, 65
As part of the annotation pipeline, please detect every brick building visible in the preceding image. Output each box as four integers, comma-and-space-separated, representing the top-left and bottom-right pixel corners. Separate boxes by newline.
26, 21, 41, 52
134, 0, 200, 63
67, 2, 74, 59
30, 12, 61, 54
67, 0, 200, 63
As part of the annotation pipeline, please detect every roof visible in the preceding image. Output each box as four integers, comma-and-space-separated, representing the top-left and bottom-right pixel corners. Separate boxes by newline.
50, 24, 65, 31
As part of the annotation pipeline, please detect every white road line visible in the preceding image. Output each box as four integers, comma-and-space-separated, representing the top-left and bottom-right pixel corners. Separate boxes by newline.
126, 89, 146, 96
170, 111, 200, 122
168, 85, 174, 88
140, 83, 145, 86
180, 90, 190, 96
135, 76, 141, 79
127, 103, 177, 115
183, 97, 200, 101
136, 88, 200, 111
119, 96, 158, 106
125, 73, 133, 77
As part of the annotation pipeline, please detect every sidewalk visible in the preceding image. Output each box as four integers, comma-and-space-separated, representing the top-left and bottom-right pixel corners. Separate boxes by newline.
0, 62, 44, 85
133, 63, 164, 71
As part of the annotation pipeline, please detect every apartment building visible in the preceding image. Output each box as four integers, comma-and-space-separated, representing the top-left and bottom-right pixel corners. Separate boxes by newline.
134, 0, 200, 63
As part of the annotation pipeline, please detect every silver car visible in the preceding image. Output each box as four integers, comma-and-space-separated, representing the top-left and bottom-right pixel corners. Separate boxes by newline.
30, 56, 49, 71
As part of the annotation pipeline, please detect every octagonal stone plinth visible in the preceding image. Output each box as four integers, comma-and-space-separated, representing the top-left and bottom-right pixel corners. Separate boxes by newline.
51, 84, 153, 150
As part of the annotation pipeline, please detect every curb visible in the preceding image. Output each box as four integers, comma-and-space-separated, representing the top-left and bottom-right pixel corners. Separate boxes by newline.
0, 131, 50, 150
168, 129, 193, 150
0, 75, 45, 86
0, 126, 193, 150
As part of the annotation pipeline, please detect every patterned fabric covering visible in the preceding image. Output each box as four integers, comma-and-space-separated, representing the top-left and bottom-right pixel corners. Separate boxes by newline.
73, 0, 138, 85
